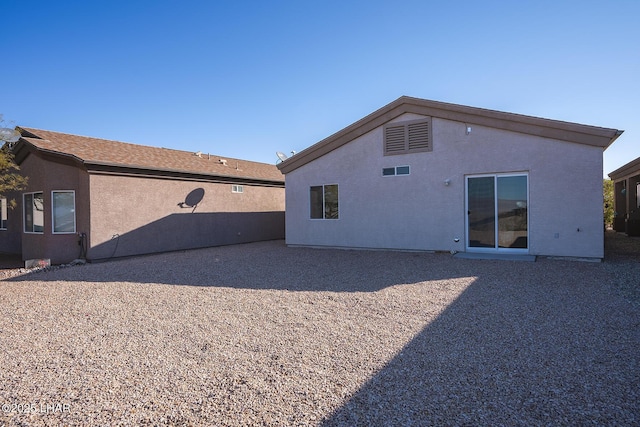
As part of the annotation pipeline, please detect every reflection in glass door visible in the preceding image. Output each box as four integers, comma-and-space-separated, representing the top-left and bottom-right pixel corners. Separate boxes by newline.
467, 174, 528, 251
467, 176, 495, 248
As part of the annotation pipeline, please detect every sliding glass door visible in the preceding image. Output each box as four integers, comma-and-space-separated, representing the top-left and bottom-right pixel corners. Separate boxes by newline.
467, 174, 528, 252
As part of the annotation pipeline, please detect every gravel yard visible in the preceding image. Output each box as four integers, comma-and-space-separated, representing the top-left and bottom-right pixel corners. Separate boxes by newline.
1, 232, 639, 426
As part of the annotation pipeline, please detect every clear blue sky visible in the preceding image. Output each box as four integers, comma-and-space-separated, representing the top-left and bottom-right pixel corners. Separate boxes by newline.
2, 0, 638, 177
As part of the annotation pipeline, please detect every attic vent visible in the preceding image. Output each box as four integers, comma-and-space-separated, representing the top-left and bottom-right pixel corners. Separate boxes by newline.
408, 121, 430, 150
384, 125, 406, 153
219, 159, 227, 165
384, 118, 432, 155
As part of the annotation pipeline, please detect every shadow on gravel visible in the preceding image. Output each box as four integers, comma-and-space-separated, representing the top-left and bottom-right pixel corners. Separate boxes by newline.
322, 261, 640, 425
4, 234, 640, 424
4, 240, 483, 292
319, 232, 640, 425
7, 231, 640, 289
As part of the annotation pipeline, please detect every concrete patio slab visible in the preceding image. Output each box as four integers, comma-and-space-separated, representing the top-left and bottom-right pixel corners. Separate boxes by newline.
454, 252, 537, 262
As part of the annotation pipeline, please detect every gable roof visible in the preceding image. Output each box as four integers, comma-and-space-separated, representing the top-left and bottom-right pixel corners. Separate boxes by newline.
277, 96, 623, 174
13, 127, 284, 185
608, 156, 640, 181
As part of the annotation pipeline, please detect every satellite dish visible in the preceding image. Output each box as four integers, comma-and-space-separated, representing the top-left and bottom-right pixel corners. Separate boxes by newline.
178, 188, 205, 212
276, 151, 288, 163
184, 188, 205, 207
0, 127, 20, 143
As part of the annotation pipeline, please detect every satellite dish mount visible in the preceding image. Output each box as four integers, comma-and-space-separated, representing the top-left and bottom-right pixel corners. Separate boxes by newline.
276, 151, 289, 164
0, 128, 20, 145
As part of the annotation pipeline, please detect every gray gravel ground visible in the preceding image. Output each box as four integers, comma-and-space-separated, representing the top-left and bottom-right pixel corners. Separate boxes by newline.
0, 232, 638, 426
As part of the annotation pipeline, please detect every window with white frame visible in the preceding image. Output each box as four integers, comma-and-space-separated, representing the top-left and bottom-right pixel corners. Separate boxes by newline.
24, 192, 44, 233
232, 185, 244, 193
382, 166, 410, 176
52, 191, 76, 233
0, 198, 7, 230
310, 184, 339, 219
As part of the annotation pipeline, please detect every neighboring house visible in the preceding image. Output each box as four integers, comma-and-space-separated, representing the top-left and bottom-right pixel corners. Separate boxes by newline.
277, 96, 622, 260
0, 128, 285, 264
608, 156, 640, 236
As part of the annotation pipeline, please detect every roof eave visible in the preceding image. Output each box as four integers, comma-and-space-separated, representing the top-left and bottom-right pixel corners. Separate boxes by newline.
16, 127, 284, 185
277, 98, 408, 174
278, 96, 623, 174
85, 161, 285, 186
608, 156, 640, 181
13, 137, 87, 167
604, 130, 624, 151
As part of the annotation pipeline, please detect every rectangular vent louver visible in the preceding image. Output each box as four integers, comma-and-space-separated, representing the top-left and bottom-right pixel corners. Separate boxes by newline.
408, 121, 430, 150
383, 117, 432, 156
385, 125, 406, 153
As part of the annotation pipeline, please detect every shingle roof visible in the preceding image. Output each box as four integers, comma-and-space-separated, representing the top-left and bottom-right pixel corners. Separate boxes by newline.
16, 127, 284, 184
278, 96, 624, 174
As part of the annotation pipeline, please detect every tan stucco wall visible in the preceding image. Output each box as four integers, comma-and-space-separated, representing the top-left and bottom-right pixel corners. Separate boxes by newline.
87, 174, 285, 260
5, 154, 90, 264
1, 152, 285, 264
285, 113, 605, 258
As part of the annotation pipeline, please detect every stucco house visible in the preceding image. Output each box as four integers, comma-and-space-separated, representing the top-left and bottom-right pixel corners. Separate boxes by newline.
608, 156, 640, 236
277, 96, 622, 260
0, 128, 285, 264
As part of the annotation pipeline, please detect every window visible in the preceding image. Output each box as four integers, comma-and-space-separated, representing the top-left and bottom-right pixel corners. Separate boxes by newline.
383, 166, 410, 176
232, 185, 243, 193
397, 166, 410, 175
52, 191, 76, 233
384, 118, 432, 155
0, 198, 7, 230
24, 192, 44, 233
310, 184, 339, 219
